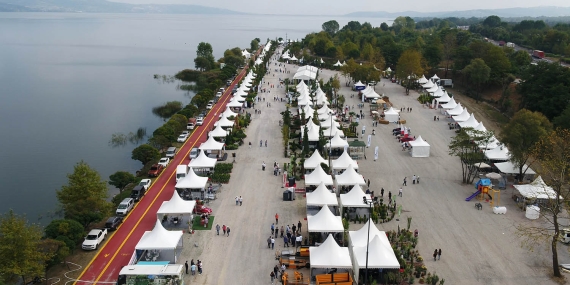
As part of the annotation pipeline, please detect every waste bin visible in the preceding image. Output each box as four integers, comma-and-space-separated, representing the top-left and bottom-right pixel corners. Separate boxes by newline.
288, 177, 295, 187
283, 190, 291, 201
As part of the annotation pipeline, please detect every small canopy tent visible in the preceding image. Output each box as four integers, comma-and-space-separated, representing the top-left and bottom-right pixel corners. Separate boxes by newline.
156, 191, 197, 225
426, 85, 439, 93
408, 136, 430, 157
318, 112, 337, 122
422, 80, 434, 89
317, 105, 334, 116
309, 234, 352, 269
431, 74, 440, 81
306, 182, 338, 206
325, 132, 349, 149
495, 161, 536, 175
320, 118, 340, 129
300, 121, 320, 142
304, 150, 328, 170
332, 150, 359, 171
307, 206, 343, 232
304, 164, 334, 186
384, 107, 399, 122
354, 81, 366, 90
452, 109, 471, 122
436, 91, 451, 103
214, 116, 235, 128
478, 136, 500, 150
484, 146, 509, 161
514, 176, 562, 200
340, 185, 371, 213
323, 125, 345, 138
293, 70, 314, 81
417, 75, 428, 84
335, 165, 366, 186
333, 61, 342, 67
351, 236, 399, 284
290, 55, 298, 61
199, 136, 225, 152
458, 114, 479, 128
446, 104, 464, 116
209, 124, 229, 138
440, 97, 457, 109
135, 220, 183, 263
188, 151, 217, 169
175, 168, 208, 190
348, 219, 384, 248
226, 98, 244, 108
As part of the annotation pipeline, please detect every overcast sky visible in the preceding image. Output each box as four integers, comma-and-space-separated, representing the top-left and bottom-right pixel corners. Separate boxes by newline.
109, 0, 570, 14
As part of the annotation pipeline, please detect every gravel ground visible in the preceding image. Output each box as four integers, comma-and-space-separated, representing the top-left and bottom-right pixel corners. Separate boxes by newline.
176, 46, 562, 285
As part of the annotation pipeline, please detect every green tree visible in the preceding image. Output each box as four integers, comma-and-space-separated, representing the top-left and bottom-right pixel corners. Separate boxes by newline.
108, 171, 136, 192
500, 109, 552, 182
44, 219, 85, 251
322, 20, 340, 36
56, 161, 112, 227
194, 56, 212, 71
250, 39, 259, 51
441, 32, 456, 78
396, 49, 424, 94
553, 104, 570, 130
131, 144, 160, 165
463, 58, 491, 101
482, 15, 502, 28
148, 135, 171, 152
423, 36, 443, 69
40, 239, 70, 271
0, 210, 50, 284
448, 128, 494, 183
380, 22, 389, 31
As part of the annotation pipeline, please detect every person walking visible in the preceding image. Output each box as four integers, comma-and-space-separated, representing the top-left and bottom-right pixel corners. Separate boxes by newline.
297, 221, 302, 234
235, 196, 239, 206
438, 249, 442, 260
275, 213, 279, 224
433, 249, 438, 261
399, 187, 403, 197
292, 224, 296, 235
222, 225, 227, 235
388, 191, 392, 201
412, 175, 416, 184
185, 261, 189, 274
265, 140, 268, 147
284, 235, 289, 247
271, 237, 275, 249
267, 236, 272, 248
381, 188, 384, 197
270, 271, 276, 284
190, 263, 196, 275
273, 265, 279, 277
280, 226, 284, 237
275, 227, 279, 238
226, 226, 230, 236
239, 196, 243, 206
215, 224, 220, 235
271, 223, 275, 235
402, 177, 407, 186
260, 140, 263, 147
417, 175, 420, 184
367, 179, 370, 187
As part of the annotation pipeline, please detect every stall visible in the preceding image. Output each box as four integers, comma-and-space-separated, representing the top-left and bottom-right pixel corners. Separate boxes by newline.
175, 168, 209, 199
513, 176, 562, 209
188, 151, 217, 172
310, 235, 353, 282
383, 107, 399, 122
306, 182, 338, 207
339, 185, 371, 216
214, 116, 235, 129
452, 109, 471, 122
304, 164, 334, 186
156, 191, 196, 228
408, 136, 430, 157
117, 264, 184, 285
458, 114, 479, 128
199, 136, 225, 159
484, 146, 509, 161
135, 220, 184, 263
335, 165, 366, 188
351, 236, 400, 285
307, 206, 344, 232
219, 107, 238, 119
304, 150, 328, 172
332, 150, 359, 172
209, 124, 229, 140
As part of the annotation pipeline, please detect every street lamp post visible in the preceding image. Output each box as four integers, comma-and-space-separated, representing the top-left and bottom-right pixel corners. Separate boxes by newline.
363, 196, 374, 285
328, 111, 333, 172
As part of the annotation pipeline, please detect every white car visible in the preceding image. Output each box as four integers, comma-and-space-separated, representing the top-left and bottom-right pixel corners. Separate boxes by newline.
181, 131, 190, 136
196, 118, 204, 126
82, 229, 107, 250
158, 157, 170, 167
139, 179, 151, 190
189, 148, 200, 159
206, 103, 213, 110
177, 134, 188, 142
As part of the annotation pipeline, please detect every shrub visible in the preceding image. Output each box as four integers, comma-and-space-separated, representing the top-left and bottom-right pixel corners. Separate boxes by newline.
214, 163, 233, 174
211, 173, 230, 183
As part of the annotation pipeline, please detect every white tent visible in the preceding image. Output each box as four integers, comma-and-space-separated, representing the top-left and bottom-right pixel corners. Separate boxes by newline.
352, 236, 400, 284
298, 95, 313, 106
408, 136, 430, 157
300, 121, 320, 142
318, 112, 337, 122
219, 107, 238, 119
175, 168, 208, 189
446, 104, 464, 116
199, 136, 224, 151
309, 234, 352, 268
254, 58, 263, 65
436, 91, 451, 103
304, 164, 333, 186
349, 219, 384, 248
226, 98, 244, 108
384, 107, 399, 122
241, 49, 251, 58
290, 55, 298, 61
233, 95, 246, 102
514, 176, 561, 199
431, 74, 440, 81
332, 150, 359, 170
342, 61, 347, 66
473, 122, 487, 132
157, 191, 197, 216
298, 65, 319, 73
354, 81, 366, 89
440, 97, 457, 109
307, 206, 343, 232
495, 161, 536, 175
320, 118, 340, 129
458, 114, 479, 128
136, 220, 183, 249
215, 116, 235, 128
297, 80, 308, 90
335, 165, 366, 186
304, 150, 328, 170
340, 185, 371, 211
363, 89, 381, 99
306, 182, 339, 207
385, 67, 392, 72
417, 75, 428, 84
209, 124, 229, 138
484, 146, 509, 161
293, 70, 315, 81
188, 151, 217, 169
323, 125, 345, 138
426, 85, 439, 93
422, 80, 434, 89
320, 58, 324, 64
325, 132, 349, 149
302, 104, 315, 117
317, 105, 334, 116
478, 135, 500, 150
452, 109, 471, 122
333, 61, 342, 67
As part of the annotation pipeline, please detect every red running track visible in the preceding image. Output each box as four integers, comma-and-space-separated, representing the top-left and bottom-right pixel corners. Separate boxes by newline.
74, 62, 252, 285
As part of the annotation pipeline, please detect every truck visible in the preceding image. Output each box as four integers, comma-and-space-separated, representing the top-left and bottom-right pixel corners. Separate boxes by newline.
187, 118, 196, 130
498, 41, 505, 46
176, 165, 189, 182
82, 229, 107, 250
532, 50, 545, 59
439, 79, 453, 88
506, 42, 515, 48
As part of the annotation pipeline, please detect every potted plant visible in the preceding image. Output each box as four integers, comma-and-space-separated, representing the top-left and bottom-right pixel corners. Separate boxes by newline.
419, 277, 425, 284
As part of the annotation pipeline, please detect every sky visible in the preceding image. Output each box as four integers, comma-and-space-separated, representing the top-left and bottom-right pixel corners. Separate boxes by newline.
109, 0, 570, 15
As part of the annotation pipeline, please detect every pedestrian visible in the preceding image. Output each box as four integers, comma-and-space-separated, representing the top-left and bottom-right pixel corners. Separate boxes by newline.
403, 177, 407, 186
367, 179, 370, 187
433, 249, 438, 261
280, 226, 284, 237
286, 225, 290, 234
239, 196, 243, 206
284, 235, 289, 247
265, 140, 268, 147
417, 175, 420, 184
438, 248, 442, 260
226, 226, 230, 236
222, 224, 227, 235
388, 191, 392, 200
412, 175, 416, 184
275, 227, 279, 238
275, 213, 279, 224
398, 187, 403, 197
260, 140, 262, 147
215, 224, 220, 235
270, 271, 275, 284
271, 223, 275, 235
297, 221, 302, 233
190, 263, 196, 275
434, 116, 436, 121
197, 260, 203, 274
235, 196, 239, 206
274, 265, 279, 277
437, 116, 439, 121
381, 188, 384, 197
249, 141, 251, 148
271, 237, 275, 249
267, 236, 272, 248
185, 261, 189, 274
292, 224, 296, 234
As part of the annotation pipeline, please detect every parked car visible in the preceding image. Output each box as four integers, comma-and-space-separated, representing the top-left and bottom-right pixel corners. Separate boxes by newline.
189, 148, 200, 159
193, 205, 213, 214
116, 198, 134, 216
158, 157, 170, 167
104, 216, 123, 231
182, 130, 189, 136
206, 103, 213, 110
82, 229, 107, 250
165, 147, 177, 158
148, 164, 164, 177
139, 179, 151, 190
130, 185, 146, 202
196, 118, 204, 126
177, 134, 189, 142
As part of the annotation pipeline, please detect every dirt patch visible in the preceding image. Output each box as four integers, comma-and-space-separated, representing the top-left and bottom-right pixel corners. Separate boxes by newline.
46, 249, 98, 284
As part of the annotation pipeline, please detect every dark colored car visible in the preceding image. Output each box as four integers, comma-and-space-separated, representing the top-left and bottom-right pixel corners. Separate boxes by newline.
130, 185, 146, 202
104, 216, 123, 231
148, 164, 164, 177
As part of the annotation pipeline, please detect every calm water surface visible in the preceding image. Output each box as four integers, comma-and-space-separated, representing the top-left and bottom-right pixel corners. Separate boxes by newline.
0, 13, 391, 224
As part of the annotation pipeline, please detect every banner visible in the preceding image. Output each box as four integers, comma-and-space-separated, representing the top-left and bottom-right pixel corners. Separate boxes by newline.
367, 135, 371, 147
374, 146, 379, 161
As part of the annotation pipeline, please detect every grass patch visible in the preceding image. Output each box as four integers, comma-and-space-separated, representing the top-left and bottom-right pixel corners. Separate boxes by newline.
482, 104, 510, 126
192, 215, 214, 230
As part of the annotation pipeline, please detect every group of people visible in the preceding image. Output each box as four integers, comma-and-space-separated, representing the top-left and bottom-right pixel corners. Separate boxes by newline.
234, 196, 243, 206
214, 224, 231, 236
184, 259, 203, 275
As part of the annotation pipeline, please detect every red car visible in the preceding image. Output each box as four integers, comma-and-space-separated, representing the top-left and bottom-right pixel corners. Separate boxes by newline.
193, 205, 213, 214
148, 164, 164, 177
400, 137, 415, 143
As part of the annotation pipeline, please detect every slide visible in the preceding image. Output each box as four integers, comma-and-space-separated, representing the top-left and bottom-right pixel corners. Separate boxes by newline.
465, 190, 481, 201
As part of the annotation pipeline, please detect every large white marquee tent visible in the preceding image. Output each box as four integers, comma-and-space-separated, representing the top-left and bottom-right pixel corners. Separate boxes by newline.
135, 220, 184, 263
408, 136, 430, 157
306, 182, 338, 207
309, 234, 352, 269
304, 164, 333, 186
307, 206, 343, 232
335, 165, 366, 186
304, 150, 328, 170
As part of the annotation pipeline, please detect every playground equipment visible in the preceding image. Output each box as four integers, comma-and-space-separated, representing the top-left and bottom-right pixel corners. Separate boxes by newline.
466, 179, 501, 207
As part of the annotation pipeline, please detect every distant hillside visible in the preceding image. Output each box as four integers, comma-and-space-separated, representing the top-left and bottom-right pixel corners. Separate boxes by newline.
345, 6, 570, 19
0, 0, 244, 14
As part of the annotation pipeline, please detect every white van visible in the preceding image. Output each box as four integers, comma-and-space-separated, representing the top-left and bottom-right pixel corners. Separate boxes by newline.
165, 147, 177, 158
176, 165, 189, 182
116, 198, 134, 216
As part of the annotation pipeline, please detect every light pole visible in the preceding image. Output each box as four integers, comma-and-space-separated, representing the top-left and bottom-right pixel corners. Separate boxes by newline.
328, 111, 333, 172
363, 196, 373, 285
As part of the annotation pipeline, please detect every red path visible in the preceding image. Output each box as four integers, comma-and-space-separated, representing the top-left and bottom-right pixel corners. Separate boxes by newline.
74, 64, 251, 284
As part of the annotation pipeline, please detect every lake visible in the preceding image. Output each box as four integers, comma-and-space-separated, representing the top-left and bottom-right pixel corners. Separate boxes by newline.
0, 12, 392, 224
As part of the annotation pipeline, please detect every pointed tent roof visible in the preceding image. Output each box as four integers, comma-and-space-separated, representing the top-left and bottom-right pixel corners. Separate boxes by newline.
349, 219, 385, 247
309, 234, 352, 268
254, 58, 263, 65
325, 132, 349, 149
342, 61, 347, 66
385, 67, 392, 72
340, 185, 371, 208
302, 104, 315, 117
297, 80, 308, 89
452, 109, 470, 122
317, 105, 333, 115
440, 97, 457, 109
495, 161, 536, 175
290, 55, 298, 61
304, 164, 333, 186
436, 91, 451, 103
188, 151, 217, 168
458, 114, 479, 128
426, 85, 439, 93
478, 135, 500, 150
219, 107, 238, 119
363, 89, 381, 99
446, 104, 464, 116
306, 182, 338, 206
157, 191, 197, 216
301, 120, 320, 142
336, 164, 366, 186
307, 206, 343, 232
304, 150, 328, 169
514, 176, 560, 199
431, 74, 440, 80
417, 75, 428, 84
352, 235, 400, 269
199, 136, 224, 151
135, 219, 183, 250
332, 150, 359, 170
320, 58, 324, 64
484, 146, 510, 160
175, 168, 208, 189
422, 80, 434, 89
384, 107, 399, 115
333, 60, 342, 67
408, 135, 430, 147
215, 116, 235, 128
318, 112, 337, 122
474, 122, 487, 132
355, 81, 366, 88
319, 117, 340, 129
227, 98, 244, 108
432, 87, 444, 97
323, 125, 345, 138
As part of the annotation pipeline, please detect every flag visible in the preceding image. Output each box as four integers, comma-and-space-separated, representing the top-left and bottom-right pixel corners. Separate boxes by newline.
398, 205, 402, 217
367, 135, 371, 147
374, 146, 379, 161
